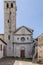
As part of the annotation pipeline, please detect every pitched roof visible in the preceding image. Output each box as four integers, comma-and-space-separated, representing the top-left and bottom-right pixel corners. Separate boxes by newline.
0, 34, 4, 35
0, 38, 7, 45
35, 33, 43, 40
14, 26, 34, 34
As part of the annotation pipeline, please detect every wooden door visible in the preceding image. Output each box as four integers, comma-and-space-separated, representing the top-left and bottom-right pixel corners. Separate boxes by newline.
21, 50, 25, 59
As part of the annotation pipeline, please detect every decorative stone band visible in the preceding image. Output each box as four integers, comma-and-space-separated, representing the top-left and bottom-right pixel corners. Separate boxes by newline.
13, 42, 33, 44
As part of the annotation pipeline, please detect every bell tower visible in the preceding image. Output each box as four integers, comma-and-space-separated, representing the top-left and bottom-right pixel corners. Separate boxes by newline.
4, 0, 16, 56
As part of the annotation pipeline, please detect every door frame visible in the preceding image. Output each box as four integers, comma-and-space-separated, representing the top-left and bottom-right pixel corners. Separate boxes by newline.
20, 49, 25, 59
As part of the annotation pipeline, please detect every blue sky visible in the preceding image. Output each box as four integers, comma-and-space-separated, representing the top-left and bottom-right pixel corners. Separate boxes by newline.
0, 0, 43, 38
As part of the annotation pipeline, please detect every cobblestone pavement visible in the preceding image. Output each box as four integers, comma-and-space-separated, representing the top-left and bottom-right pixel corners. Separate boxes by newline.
0, 57, 15, 65
0, 57, 43, 65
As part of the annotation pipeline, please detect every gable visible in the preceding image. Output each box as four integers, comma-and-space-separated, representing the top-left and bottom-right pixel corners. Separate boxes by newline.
14, 26, 33, 35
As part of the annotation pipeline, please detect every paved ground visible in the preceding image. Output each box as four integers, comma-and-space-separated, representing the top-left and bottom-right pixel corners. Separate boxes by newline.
0, 57, 43, 65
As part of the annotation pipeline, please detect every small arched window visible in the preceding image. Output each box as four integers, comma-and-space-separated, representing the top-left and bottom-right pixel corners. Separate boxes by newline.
11, 3, 13, 8
7, 3, 9, 8
8, 35, 10, 40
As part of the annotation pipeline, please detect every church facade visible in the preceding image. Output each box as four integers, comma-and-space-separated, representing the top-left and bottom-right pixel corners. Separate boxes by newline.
0, 0, 35, 59
14, 26, 34, 58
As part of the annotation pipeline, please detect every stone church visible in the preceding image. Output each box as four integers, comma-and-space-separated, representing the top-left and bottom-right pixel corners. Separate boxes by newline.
0, 0, 35, 59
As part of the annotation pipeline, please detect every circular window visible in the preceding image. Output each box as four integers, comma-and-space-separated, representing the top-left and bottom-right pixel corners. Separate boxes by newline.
21, 37, 25, 41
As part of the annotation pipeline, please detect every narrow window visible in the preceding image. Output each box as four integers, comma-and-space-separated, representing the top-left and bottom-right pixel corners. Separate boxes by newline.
8, 20, 9, 23
1, 45, 2, 51
8, 35, 10, 40
11, 3, 13, 8
7, 3, 9, 8
10, 12, 11, 15
0, 45, 2, 51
